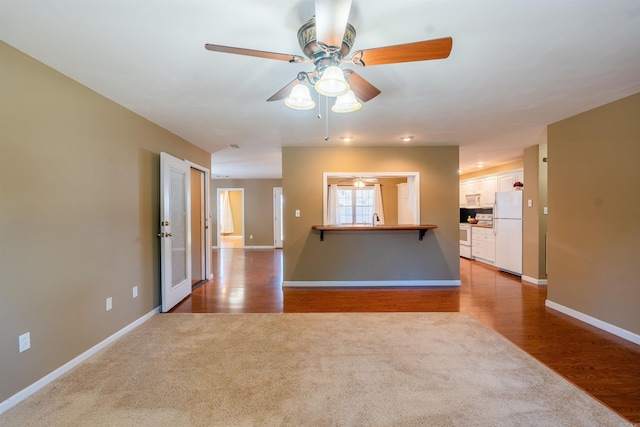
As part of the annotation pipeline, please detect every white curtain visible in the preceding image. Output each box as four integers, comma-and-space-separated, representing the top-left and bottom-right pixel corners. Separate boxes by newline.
373, 184, 385, 225
407, 176, 418, 224
327, 184, 338, 225
220, 190, 234, 234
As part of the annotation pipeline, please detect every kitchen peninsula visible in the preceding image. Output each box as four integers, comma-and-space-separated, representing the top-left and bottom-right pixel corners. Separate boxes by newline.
282, 146, 460, 288
311, 224, 438, 241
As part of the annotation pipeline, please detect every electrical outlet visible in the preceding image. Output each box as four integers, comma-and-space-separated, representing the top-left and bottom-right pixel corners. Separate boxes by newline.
132, 286, 138, 298
106, 297, 112, 311
19, 332, 30, 353
249, 235, 253, 240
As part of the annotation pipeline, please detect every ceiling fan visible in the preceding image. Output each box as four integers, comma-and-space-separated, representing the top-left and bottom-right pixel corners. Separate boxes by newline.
205, 0, 452, 111
339, 177, 378, 187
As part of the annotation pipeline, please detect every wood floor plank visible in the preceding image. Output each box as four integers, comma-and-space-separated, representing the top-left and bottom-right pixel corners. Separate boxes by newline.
171, 248, 640, 423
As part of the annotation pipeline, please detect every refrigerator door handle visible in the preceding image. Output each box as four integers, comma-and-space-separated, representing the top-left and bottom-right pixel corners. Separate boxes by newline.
493, 203, 497, 235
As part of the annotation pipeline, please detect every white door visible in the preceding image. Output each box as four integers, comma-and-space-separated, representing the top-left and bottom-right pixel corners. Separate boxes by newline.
160, 152, 191, 312
273, 187, 283, 248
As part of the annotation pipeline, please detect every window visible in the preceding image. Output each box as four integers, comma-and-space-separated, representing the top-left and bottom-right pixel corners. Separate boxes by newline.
337, 187, 374, 225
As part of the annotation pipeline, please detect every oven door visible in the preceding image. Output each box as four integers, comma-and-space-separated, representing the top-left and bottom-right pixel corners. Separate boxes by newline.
460, 224, 471, 246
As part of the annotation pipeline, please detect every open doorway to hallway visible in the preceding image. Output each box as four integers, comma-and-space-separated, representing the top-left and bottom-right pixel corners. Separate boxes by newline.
188, 163, 212, 287
217, 188, 244, 248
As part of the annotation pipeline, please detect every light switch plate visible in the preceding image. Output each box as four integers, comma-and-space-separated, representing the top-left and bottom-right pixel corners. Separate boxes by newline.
295, 210, 300, 217
543, 207, 548, 214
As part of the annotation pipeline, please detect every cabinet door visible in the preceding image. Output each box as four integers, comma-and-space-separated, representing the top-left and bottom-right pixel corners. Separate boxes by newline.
485, 233, 495, 262
481, 177, 497, 207
460, 181, 474, 207
497, 173, 515, 192
515, 170, 524, 186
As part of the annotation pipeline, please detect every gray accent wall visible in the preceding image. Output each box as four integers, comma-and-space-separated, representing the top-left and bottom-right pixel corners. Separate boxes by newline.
211, 179, 283, 247
282, 146, 460, 283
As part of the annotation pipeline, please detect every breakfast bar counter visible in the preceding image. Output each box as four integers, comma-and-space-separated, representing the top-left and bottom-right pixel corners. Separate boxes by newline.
311, 224, 438, 241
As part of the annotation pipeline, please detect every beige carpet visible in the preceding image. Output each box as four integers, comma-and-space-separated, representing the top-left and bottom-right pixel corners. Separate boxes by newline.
0, 313, 629, 426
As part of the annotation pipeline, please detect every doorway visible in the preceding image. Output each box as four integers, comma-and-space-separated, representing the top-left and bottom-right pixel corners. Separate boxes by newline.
190, 167, 206, 286
217, 188, 244, 248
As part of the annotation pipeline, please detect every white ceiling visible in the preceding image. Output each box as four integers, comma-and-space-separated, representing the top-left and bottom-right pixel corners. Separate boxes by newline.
2, 1, 639, 178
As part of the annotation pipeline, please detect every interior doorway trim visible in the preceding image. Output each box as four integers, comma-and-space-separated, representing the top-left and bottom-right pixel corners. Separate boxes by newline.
186, 161, 212, 280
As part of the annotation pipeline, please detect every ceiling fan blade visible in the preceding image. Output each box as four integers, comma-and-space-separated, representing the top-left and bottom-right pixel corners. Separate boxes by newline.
315, 0, 353, 48
205, 44, 305, 63
343, 69, 381, 102
350, 37, 453, 66
266, 78, 302, 102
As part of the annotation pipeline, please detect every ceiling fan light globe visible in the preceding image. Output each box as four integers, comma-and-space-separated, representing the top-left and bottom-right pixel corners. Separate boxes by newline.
331, 90, 361, 113
315, 66, 349, 97
284, 84, 316, 110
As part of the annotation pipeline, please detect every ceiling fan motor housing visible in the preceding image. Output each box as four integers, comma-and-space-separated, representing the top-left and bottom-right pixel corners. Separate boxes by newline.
297, 18, 356, 62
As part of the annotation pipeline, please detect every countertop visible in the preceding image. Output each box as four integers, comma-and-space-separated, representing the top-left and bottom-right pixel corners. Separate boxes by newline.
313, 225, 438, 231
311, 224, 438, 241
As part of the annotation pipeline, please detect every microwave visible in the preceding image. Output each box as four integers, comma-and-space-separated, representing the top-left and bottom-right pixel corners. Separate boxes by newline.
465, 193, 481, 207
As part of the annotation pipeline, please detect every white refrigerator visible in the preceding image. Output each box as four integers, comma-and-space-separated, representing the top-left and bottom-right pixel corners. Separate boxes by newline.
494, 191, 523, 275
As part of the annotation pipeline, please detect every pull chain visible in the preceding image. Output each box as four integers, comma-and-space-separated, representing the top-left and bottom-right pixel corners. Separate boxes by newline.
324, 96, 330, 141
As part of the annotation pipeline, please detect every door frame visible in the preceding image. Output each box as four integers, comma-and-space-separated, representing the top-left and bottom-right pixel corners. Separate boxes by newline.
273, 187, 283, 248
186, 161, 212, 280
217, 188, 245, 248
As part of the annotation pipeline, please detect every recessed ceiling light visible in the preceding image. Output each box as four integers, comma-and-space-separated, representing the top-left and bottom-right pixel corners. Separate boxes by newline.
340, 136, 354, 142
401, 136, 414, 142
476, 162, 484, 168
458, 169, 463, 174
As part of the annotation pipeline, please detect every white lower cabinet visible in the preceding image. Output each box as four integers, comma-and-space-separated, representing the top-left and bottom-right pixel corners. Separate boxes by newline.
471, 227, 495, 265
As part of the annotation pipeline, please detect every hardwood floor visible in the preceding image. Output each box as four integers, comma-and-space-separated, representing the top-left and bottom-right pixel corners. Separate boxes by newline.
171, 248, 640, 423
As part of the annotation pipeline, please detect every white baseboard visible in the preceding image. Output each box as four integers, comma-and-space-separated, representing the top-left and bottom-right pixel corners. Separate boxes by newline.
283, 280, 461, 288
545, 300, 640, 345
0, 306, 160, 415
522, 275, 548, 285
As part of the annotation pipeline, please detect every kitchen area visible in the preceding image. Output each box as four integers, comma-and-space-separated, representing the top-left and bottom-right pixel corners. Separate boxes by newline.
459, 168, 524, 276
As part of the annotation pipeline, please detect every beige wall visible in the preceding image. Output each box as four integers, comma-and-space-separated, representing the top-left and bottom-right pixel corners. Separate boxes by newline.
282, 146, 460, 283
547, 92, 640, 335
212, 179, 283, 247
522, 142, 548, 280
0, 42, 210, 403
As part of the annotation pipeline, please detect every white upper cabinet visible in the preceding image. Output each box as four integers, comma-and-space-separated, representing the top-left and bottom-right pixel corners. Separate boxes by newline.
497, 169, 524, 192
481, 176, 497, 207
461, 169, 523, 207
